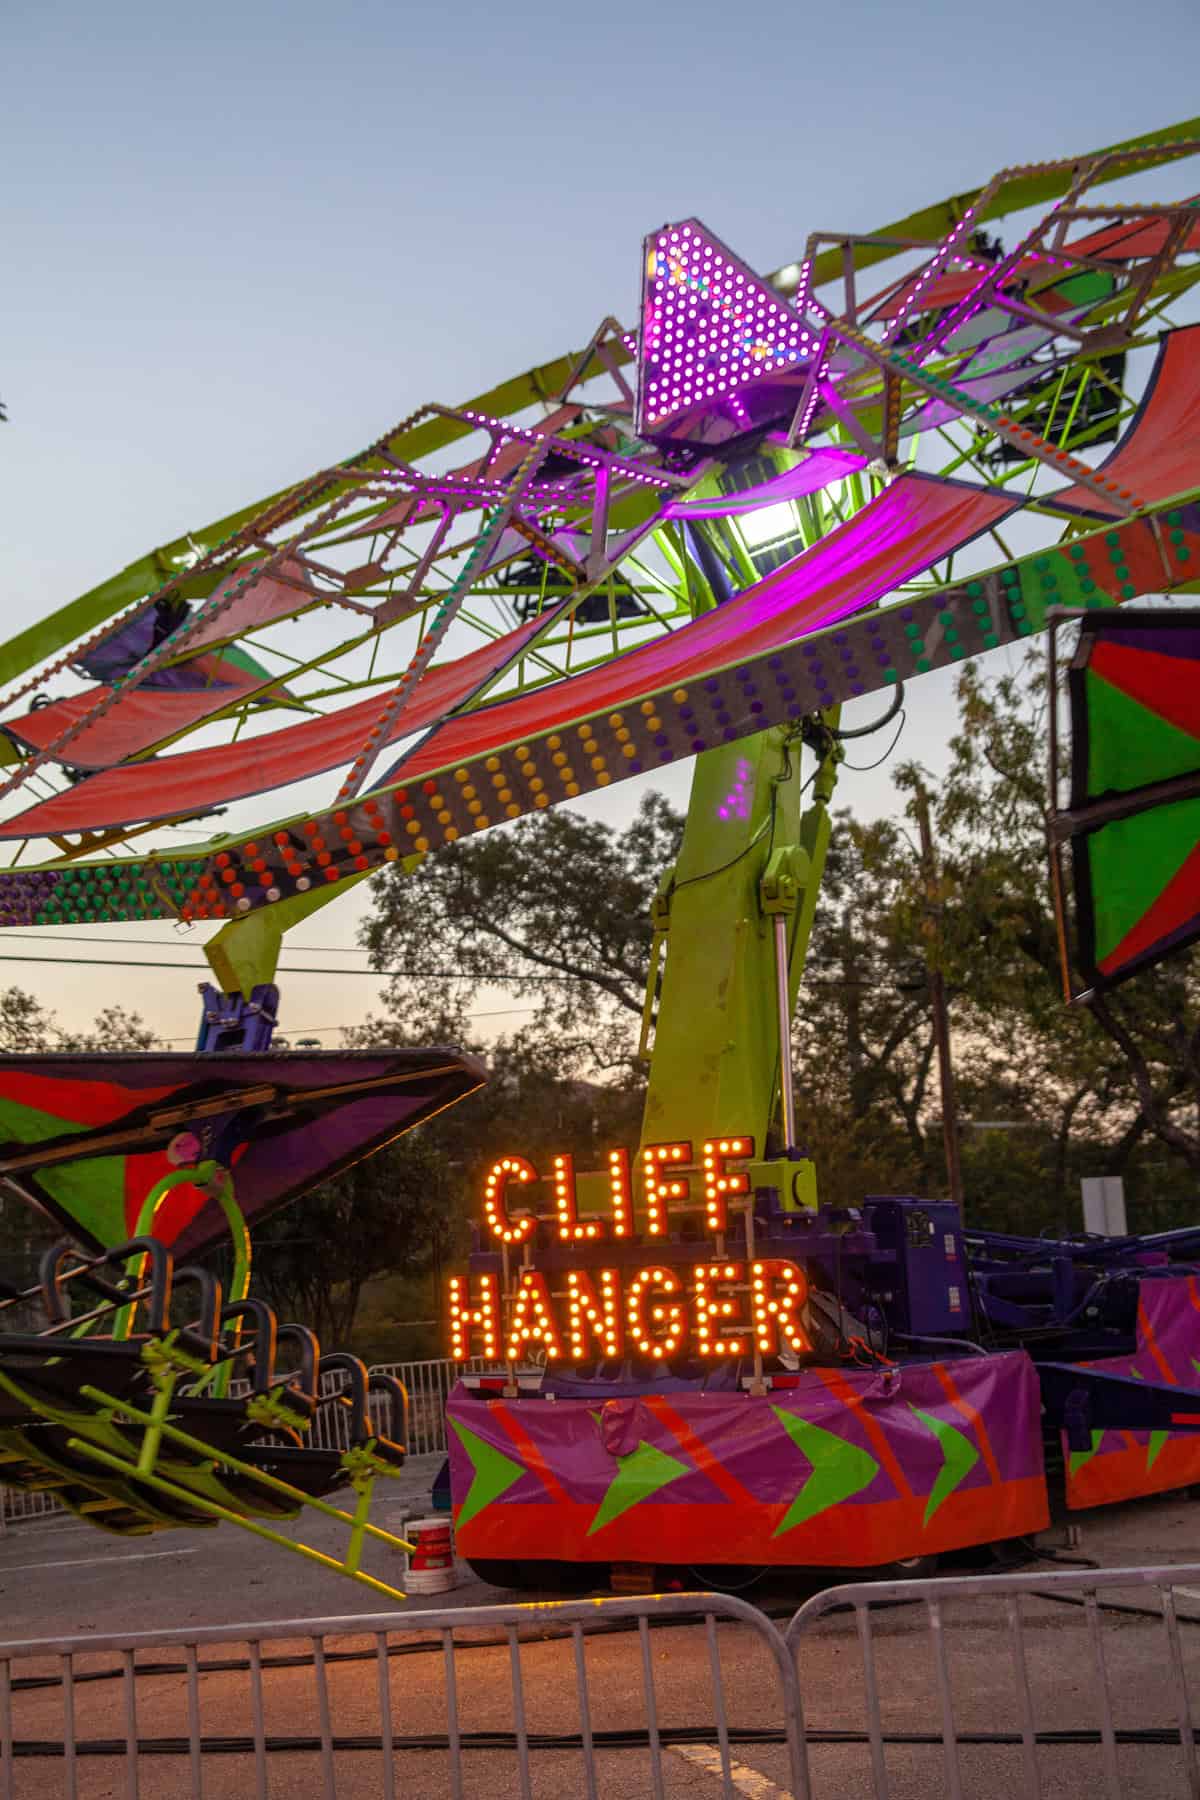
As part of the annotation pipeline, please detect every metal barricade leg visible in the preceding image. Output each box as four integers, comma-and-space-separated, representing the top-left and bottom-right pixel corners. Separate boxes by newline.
248, 1638, 269, 1800
442, 1626, 464, 1800
62, 1651, 78, 1800
854, 1599, 891, 1799
704, 1611, 736, 1799
571, 1619, 599, 1800
638, 1612, 667, 1800
506, 1621, 533, 1800
374, 1630, 396, 1800
184, 1643, 203, 1800
0, 1655, 12, 1800
926, 1596, 964, 1800
312, 1635, 336, 1798
1083, 1591, 1121, 1799
1004, 1593, 1042, 1800
121, 1647, 140, 1800
1161, 1587, 1200, 1799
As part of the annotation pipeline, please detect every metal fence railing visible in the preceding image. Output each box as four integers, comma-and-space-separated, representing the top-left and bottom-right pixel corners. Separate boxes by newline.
785, 1560, 1200, 1800
0, 1590, 808, 1800
0, 1485, 66, 1533
5, 1558, 1200, 1793
306, 1356, 492, 1458
1, 1353, 479, 1531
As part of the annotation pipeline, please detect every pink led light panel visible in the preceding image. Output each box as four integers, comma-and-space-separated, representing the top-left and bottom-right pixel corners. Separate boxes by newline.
638, 221, 814, 431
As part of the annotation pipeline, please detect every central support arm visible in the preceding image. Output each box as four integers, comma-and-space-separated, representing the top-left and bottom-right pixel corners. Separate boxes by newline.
636, 716, 841, 1210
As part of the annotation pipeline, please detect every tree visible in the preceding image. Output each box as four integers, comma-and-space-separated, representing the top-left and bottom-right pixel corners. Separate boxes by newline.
57, 1006, 160, 1053
901, 651, 1200, 1213
359, 793, 683, 1076
250, 1132, 460, 1347
795, 814, 940, 1174
0, 986, 60, 1052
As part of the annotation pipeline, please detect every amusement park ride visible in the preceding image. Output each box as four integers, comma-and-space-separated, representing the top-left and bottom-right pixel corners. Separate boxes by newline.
4, 118, 1200, 1597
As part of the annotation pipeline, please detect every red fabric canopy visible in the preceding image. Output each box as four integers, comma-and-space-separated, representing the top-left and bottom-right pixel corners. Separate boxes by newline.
870, 210, 1200, 324
389, 473, 1019, 784
2, 668, 260, 773
1047, 325, 1200, 517
0, 616, 547, 838
183, 558, 320, 651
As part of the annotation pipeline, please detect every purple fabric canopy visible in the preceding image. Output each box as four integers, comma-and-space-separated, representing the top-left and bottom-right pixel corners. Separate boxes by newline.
0, 1048, 487, 1257
662, 448, 868, 519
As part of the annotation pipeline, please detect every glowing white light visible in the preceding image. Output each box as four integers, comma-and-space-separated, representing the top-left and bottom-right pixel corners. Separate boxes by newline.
739, 501, 798, 549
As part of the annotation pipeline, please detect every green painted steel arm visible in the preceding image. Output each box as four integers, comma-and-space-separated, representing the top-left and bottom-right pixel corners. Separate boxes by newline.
636, 718, 841, 1209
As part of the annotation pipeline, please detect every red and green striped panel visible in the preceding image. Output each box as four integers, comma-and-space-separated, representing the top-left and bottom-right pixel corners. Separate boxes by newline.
1071, 613, 1200, 983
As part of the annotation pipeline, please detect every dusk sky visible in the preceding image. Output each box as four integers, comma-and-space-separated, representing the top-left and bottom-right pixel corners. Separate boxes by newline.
3, 1, 1199, 1046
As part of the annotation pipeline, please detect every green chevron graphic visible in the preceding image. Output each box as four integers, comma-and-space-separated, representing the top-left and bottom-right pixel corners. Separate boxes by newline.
588, 1440, 690, 1536
771, 1408, 880, 1537
1128, 1367, 1170, 1469
1069, 1428, 1105, 1476
910, 1407, 979, 1525
449, 1417, 526, 1527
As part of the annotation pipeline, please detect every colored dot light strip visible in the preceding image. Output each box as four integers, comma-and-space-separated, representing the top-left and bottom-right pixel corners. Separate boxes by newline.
3, 503, 1197, 929
455, 407, 678, 492
638, 221, 815, 432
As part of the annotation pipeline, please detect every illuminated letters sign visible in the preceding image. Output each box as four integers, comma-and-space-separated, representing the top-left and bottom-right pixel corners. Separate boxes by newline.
447, 1137, 813, 1363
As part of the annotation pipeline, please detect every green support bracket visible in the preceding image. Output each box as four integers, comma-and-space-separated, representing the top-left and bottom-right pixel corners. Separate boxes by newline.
636, 713, 841, 1215
203, 861, 393, 995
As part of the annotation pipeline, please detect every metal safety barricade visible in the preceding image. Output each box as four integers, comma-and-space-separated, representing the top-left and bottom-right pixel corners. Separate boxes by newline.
0, 1486, 65, 1532
0, 1590, 810, 1800
786, 1560, 1200, 1800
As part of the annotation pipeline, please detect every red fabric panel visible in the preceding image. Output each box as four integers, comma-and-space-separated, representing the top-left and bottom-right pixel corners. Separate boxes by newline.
872, 256, 1045, 322
457, 1483, 1050, 1566
1, 616, 546, 837
2, 670, 259, 772
1099, 837, 1200, 979
870, 212, 1200, 323
1090, 639, 1200, 740
394, 474, 1018, 782
1048, 325, 1200, 516
0, 1068, 179, 1124
1066, 214, 1200, 263
1065, 1275, 1200, 1509
184, 558, 318, 650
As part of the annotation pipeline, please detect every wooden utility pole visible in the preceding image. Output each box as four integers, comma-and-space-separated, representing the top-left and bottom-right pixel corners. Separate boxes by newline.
913, 784, 964, 1207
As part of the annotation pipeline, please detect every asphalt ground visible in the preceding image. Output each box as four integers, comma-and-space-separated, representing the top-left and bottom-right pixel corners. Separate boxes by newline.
3, 1460, 1200, 1797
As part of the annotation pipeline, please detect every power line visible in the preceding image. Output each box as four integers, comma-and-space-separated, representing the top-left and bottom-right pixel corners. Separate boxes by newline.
14, 932, 376, 953
8, 929, 945, 973
153, 1003, 540, 1044
0, 954, 561, 977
